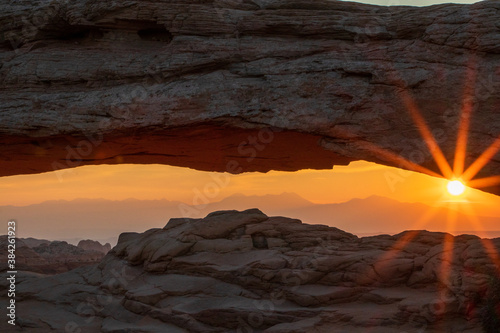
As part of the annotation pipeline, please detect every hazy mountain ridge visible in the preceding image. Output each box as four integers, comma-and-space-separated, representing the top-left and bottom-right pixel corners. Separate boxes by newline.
280, 195, 500, 237
1, 193, 498, 244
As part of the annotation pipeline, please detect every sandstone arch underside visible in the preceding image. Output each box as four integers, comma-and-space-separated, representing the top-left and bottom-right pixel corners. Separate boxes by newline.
1, 0, 499, 195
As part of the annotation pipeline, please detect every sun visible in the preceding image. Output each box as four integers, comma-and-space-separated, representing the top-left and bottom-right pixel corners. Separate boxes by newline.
447, 180, 466, 196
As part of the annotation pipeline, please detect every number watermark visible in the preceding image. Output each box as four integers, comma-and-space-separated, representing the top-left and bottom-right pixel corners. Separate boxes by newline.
6, 220, 17, 326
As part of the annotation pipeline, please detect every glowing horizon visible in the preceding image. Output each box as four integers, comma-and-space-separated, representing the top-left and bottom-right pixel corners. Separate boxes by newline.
0, 160, 498, 213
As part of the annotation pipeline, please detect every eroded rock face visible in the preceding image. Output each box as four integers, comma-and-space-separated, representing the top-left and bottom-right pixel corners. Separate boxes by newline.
1, 209, 498, 332
77, 239, 112, 254
0, 0, 499, 195
0, 236, 106, 274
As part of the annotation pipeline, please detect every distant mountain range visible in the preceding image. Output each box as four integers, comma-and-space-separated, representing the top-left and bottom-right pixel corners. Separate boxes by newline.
0, 193, 498, 245
271, 195, 500, 237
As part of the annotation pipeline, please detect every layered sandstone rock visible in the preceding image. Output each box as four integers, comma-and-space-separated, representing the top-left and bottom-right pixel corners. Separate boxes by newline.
1, 209, 498, 332
0, 0, 499, 195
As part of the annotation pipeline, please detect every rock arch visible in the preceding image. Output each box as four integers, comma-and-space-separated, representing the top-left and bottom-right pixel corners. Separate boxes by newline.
0, 0, 499, 195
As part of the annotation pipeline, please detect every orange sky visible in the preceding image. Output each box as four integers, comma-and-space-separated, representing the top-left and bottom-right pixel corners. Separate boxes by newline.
0, 161, 498, 217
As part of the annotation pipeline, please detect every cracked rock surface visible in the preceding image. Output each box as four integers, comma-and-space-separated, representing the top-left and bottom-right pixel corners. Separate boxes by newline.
1, 209, 498, 332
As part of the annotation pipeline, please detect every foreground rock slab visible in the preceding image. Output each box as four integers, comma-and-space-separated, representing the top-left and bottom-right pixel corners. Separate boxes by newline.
0, 1, 499, 195
1, 209, 499, 332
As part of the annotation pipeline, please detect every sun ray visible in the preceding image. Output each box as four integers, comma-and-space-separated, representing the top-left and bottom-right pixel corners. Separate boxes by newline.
325, 121, 443, 178
459, 203, 500, 273
371, 205, 442, 279
436, 203, 457, 313
433, 201, 463, 329
462, 136, 500, 182
398, 91, 454, 179
356, 141, 442, 178
478, 238, 500, 276
435, 232, 455, 325
453, 61, 477, 177
352, 39, 455, 182
466, 175, 500, 189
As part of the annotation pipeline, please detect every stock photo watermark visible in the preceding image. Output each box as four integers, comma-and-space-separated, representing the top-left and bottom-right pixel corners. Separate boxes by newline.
6, 220, 17, 326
